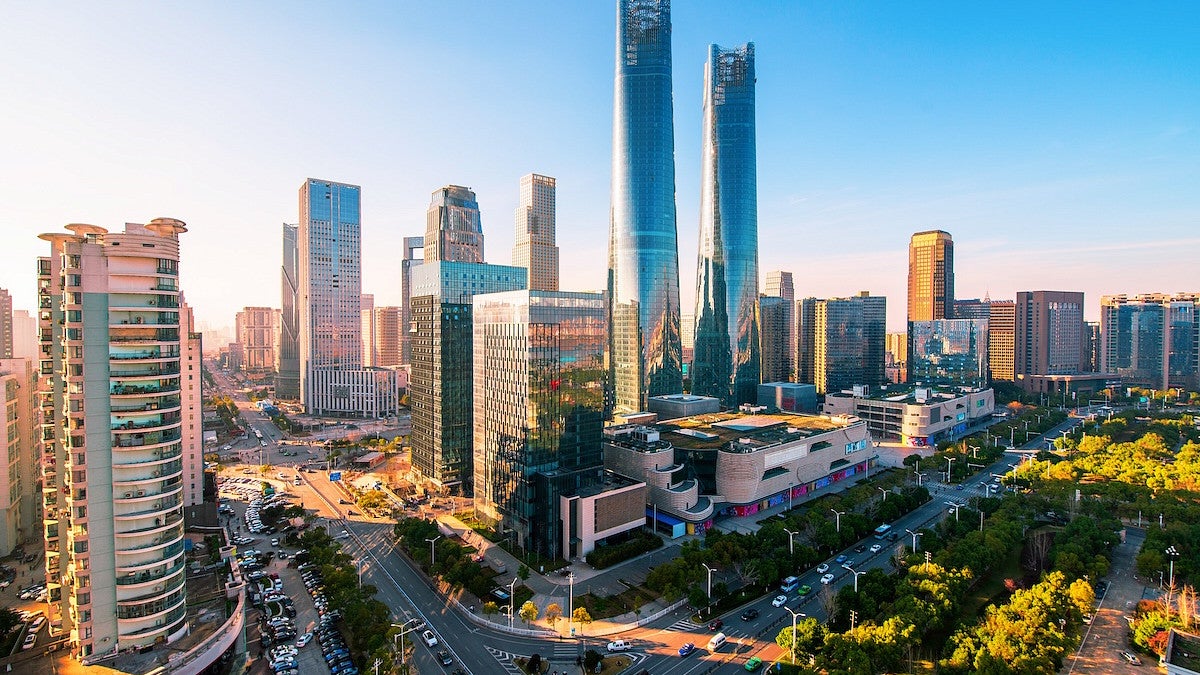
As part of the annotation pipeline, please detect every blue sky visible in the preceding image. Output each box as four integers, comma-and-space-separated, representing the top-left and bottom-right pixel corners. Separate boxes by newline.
1, 1, 1196, 331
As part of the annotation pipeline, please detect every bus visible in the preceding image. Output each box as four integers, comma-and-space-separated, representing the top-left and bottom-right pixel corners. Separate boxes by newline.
780, 576, 800, 593
873, 524, 893, 540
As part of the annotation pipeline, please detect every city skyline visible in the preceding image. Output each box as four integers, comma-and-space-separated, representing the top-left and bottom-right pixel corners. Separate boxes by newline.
1, 2, 1197, 332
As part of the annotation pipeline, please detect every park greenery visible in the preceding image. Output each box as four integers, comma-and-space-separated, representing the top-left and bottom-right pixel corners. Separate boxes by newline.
585, 529, 663, 569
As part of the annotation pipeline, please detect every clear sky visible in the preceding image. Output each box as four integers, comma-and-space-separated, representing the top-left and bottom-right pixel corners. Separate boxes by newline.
1, 1, 1197, 331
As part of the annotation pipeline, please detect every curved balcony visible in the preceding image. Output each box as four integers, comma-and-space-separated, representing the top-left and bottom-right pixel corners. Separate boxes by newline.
110, 364, 181, 380
111, 415, 182, 436
116, 541, 186, 570
114, 512, 183, 538
110, 329, 179, 345
117, 574, 186, 610
117, 526, 185, 553
116, 555, 185, 586
117, 594, 186, 625
109, 349, 180, 362
109, 312, 179, 328
113, 494, 182, 521
115, 481, 183, 506
114, 462, 183, 487
117, 447, 184, 467
112, 429, 182, 449
112, 400, 181, 415
110, 385, 181, 399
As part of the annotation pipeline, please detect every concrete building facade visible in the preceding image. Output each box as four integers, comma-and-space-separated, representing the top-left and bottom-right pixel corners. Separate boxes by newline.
0, 358, 37, 557
1014, 291, 1087, 391
987, 300, 1016, 382
1100, 293, 1200, 390
823, 385, 995, 447
512, 173, 559, 292
234, 306, 276, 373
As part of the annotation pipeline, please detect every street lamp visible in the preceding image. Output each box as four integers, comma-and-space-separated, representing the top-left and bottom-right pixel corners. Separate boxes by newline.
426, 535, 442, 567
784, 527, 799, 555
782, 607, 807, 664
905, 528, 924, 552
506, 577, 519, 628
391, 618, 423, 669
945, 457, 956, 483
945, 501, 964, 521
702, 563, 716, 598
567, 572, 576, 637
877, 487, 888, 502
915, 472, 927, 487
830, 508, 845, 533
842, 563, 865, 592
1167, 546, 1179, 588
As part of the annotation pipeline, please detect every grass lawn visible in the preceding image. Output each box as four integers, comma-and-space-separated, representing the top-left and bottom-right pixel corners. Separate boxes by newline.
575, 583, 660, 620
599, 655, 633, 675
960, 542, 1024, 620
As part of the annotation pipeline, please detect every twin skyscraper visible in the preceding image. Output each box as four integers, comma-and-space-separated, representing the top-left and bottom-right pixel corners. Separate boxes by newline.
609, 0, 759, 412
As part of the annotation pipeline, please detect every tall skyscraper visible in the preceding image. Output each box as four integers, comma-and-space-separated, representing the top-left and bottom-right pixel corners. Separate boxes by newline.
953, 298, 991, 322
37, 220, 196, 659
297, 180, 400, 417
409, 262, 526, 492
907, 230, 955, 322
0, 358, 36, 557
796, 294, 887, 393
0, 288, 11, 359
1101, 293, 1200, 390
512, 173, 559, 292
759, 297, 791, 384
400, 236, 424, 365
426, 186, 484, 264
235, 306, 277, 373
795, 297, 817, 385
885, 331, 908, 384
473, 290, 607, 558
987, 300, 1016, 381
693, 42, 759, 407
1014, 291, 1086, 390
276, 223, 300, 399
908, 319, 989, 387
373, 306, 402, 367
608, 0, 683, 412
764, 270, 794, 302
360, 293, 376, 367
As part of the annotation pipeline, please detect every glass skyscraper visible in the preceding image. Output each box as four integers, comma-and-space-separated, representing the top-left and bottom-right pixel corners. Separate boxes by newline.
909, 319, 989, 388
426, 185, 485, 264
693, 43, 759, 406
608, 0, 683, 412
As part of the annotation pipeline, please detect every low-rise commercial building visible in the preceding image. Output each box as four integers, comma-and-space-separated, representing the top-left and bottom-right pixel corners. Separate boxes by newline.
605, 411, 873, 534
823, 385, 994, 447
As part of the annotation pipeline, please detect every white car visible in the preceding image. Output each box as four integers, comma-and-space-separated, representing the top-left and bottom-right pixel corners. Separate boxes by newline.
869, 543, 883, 553
771, 595, 788, 607
820, 573, 835, 585
816, 563, 829, 574
422, 630, 438, 647
606, 640, 632, 652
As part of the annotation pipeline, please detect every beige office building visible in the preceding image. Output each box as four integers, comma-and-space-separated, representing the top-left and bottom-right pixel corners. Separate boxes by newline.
512, 173, 559, 292
235, 306, 277, 373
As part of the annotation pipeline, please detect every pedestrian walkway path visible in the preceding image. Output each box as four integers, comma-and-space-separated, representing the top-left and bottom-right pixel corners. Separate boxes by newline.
664, 617, 704, 632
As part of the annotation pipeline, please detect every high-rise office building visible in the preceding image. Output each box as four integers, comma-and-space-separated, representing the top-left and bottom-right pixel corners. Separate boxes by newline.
693, 43, 759, 406
512, 173, 559, 292
885, 331, 908, 384
794, 297, 817, 385
299, 179, 399, 417
1014, 291, 1086, 390
908, 319, 989, 387
473, 290, 607, 558
796, 294, 887, 393
400, 236, 424, 365
680, 310, 695, 378
907, 230, 954, 322
374, 306, 402, 368
987, 300, 1016, 382
1086, 321, 1101, 373
609, 0, 683, 412
764, 271, 794, 303
235, 306, 277, 373
0, 289, 11, 359
276, 223, 300, 399
953, 298, 991, 322
360, 294, 376, 367
759, 297, 791, 384
10, 310, 37, 362
409, 262, 526, 492
37, 220, 197, 659
426, 186, 484, 264
0, 358, 36, 557
764, 271, 796, 381
1101, 293, 1200, 390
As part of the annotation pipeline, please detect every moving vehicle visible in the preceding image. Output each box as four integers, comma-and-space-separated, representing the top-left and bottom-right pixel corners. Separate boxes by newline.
816, 563, 829, 573
771, 595, 788, 607
796, 584, 812, 596
706, 632, 728, 652
870, 543, 883, 553
740, 608, 759, 621
707, 619, 724, 631
873, 524, 893, 540
745, 656, 764, 672
821, 573, 835, 584
606, 640, 632, 652
678, 642, 696, 657
421, 630, 438, 647
780, 576, 800, 592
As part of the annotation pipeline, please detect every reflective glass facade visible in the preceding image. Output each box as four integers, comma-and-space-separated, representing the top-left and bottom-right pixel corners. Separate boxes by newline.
276, 223, 299, 398
609, 0, 683, 412
909, 319, 989, 387
1101, 293, 1200, 390
426, 185, 484, 264
473, 291, 607, 558
692, 43, 759, 406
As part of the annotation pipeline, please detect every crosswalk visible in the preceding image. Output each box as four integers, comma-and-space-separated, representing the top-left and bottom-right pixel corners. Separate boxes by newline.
665, 617, 704, 632
485, 643, 582, 673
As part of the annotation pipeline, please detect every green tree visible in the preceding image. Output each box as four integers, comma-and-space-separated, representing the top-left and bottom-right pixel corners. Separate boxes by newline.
482, 601, 499, 616
518, 564, 530, 581
519, 600, 539, 625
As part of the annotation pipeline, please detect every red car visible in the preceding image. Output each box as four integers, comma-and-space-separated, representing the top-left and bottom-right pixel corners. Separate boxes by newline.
708, 619, 723, 631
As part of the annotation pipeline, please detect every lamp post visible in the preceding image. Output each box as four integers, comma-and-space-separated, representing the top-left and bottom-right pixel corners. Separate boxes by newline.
567, 572, 575, 637
842, 563, 865, 592
1167, 546, 1179, 588
391, 618, 423, 669
783, 607, 807, 664
830, 508, 845, 533
784, 528, 798, 555
945, 501, 964, 521
945, 457, 956, 484
426, 535, 442, 567
905, 528, 924, 552
506, 577, 519, 628
915, 472, 926, 487
702, 563, 716, 599
877, 487, 888, 502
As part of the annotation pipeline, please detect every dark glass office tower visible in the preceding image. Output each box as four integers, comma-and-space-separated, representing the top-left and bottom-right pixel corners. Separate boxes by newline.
692, 43, 759, 406
608, 0, 683, 412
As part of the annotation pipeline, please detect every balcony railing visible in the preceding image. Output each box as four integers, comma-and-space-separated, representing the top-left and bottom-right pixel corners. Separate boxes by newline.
109, 351, 180, 361
110, 384, 181, 396
112, 430, 182, 448
111, 364, 181, 378
117, 540, 185, 564
111, 399, 181, 413
115, 512, 182, 537
114, 495, 182, 519
118, 592, 186, 622
116, 557, 185, 587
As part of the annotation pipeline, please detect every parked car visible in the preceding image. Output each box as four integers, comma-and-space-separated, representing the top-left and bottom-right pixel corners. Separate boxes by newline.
1119, 651, 1141, 665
